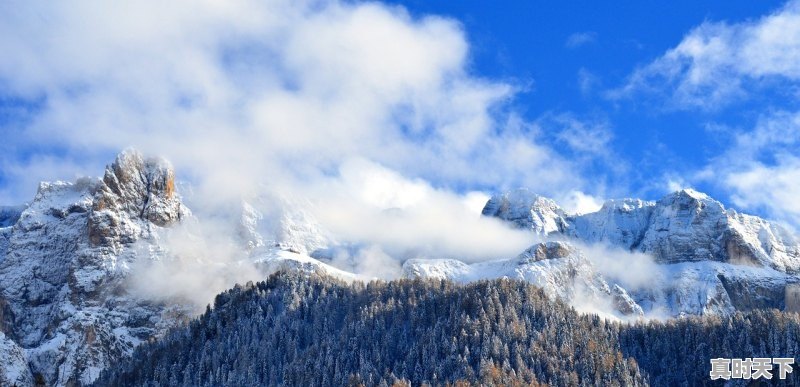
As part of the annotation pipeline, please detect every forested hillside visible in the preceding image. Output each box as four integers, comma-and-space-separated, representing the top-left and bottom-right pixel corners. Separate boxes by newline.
94, 273, 800, 386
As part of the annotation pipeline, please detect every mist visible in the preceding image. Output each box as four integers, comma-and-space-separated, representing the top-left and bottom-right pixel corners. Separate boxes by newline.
126, 217, 263, 309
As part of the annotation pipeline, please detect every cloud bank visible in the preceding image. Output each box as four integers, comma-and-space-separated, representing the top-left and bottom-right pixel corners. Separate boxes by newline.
0, 0, 615, 303
0, 0, 598, 204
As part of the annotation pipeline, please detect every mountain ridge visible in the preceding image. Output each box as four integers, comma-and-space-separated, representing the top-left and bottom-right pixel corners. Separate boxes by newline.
1, 151, 799, 385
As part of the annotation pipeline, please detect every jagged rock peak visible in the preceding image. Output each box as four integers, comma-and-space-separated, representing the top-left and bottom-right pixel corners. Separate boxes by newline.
656, 188, 721, 209
88, 148, 184, 246
481, 188, 568, 235
515, 241, 575, 263
672, 188, 710, 200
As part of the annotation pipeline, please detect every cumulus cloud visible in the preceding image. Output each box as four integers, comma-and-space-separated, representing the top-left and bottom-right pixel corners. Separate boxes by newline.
560, 191, 603, 215
605, 0, 800, 229
609, 0, 800, 109
0, 0, 612, 210
578, 242, 663, 291
1, 0, 603, 303
0, 0, 595, 208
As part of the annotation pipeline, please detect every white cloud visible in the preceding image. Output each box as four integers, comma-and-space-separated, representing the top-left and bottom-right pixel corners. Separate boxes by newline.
301, 160, 537, 263
565, 32, 597, 48
560, 191, 603, 215
577, 68, 599, 96
461, 191, 491, 215
610, 0, 800, 109
0, 0, 592, 206
0, 0, 626, 301
725, 157, 800, 221
698, 111, 800, 228
552, 115, 613, 156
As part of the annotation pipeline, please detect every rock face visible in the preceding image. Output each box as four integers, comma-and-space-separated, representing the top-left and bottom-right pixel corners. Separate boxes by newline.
0, 332, 32, 387
88, 149, 184, 247
567, 189, 800, 272
0, 149, 349, 386
473, 188, 800, 317
0, 150, 192, 386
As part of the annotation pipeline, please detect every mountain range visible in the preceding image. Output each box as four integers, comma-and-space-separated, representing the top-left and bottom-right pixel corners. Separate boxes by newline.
0, 150, 798, 386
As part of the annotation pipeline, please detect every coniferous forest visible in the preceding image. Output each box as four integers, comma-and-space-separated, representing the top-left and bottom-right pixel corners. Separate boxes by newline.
94, 272, 800, 387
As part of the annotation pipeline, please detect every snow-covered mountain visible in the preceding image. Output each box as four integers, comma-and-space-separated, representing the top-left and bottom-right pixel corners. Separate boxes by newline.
406, 188, 800, 319
1, 151, 799, 384
0, 150, 347, 386
0, 151, 195, 386
403, 241, 644, 318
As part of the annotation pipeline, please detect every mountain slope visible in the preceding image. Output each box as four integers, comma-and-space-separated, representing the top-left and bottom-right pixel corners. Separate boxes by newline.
0, 150, 364, 386
403, 241, 644, 318
93, 272, 647, 387
93, 272, 800, 387
2, 151, 800, 384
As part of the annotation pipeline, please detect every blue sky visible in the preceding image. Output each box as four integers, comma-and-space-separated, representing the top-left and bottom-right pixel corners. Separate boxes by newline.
1, 0, 800, 229
389, 0, 789, 196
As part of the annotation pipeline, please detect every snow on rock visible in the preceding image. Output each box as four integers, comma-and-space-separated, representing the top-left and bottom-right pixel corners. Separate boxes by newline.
88, 149, 187, 247
481, 188, 568, 235
253, 249, 359, 282
403, 241, 645, 319
0, 332, 32, 387
567, 198, 656, 249
238, 193, 334, 256
0, 150, 194, 386
477, 188, 800, 317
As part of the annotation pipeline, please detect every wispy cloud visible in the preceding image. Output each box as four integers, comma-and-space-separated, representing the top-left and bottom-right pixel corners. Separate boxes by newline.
609, 0, 800, 110
699, 111, 800, 229
577, 68, 600, 96
565, 31, 597, 48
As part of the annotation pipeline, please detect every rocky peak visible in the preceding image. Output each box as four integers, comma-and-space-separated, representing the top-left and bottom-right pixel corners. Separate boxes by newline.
481, 188, 568, 235
515, 241, 574, 263
96, 149, 180, 225
88, 149, 184, 246
88, 149, 185, 245
655, 188, 722, 214
484, 188, 800, 272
